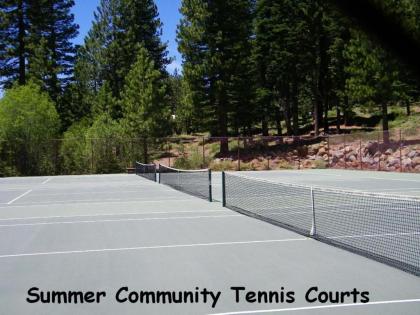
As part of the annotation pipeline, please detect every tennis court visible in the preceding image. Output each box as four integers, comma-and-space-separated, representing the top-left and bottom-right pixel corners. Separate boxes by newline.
0, 170, 419, 314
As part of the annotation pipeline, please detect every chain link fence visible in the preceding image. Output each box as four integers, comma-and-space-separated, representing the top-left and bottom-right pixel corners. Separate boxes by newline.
0, 128, 419, 176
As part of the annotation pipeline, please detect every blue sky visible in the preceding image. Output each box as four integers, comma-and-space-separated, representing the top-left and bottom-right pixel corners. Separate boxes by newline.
72, 0, 182, 73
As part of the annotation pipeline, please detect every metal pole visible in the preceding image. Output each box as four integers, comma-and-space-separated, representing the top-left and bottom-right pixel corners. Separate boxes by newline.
343, 134, 347, 169
158, 164, 161, 184
222, 171, 226, 207
167, 141, 171, 167
310, 187, 317, 236
202, 137, 205, 168
237, 137, 241, 171
359, 138, 362, 170
208, 170, 212, 202
399, 129, 403, 172
327, 136, 330, 168
378, 132, 381, 171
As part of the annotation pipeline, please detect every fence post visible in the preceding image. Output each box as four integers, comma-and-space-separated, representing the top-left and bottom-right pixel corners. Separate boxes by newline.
359, 138, 362, 170
222, 171, 226, 207
167, 140, 171, 167
208, 170, 212, 202
377, 132, 381, 171
399, 129, 403, 172
310, 187, 317, 236
327, 136, 330, 168
202, 137, 205, 168
90, 138, 94, 173
237, 137, 241, 171
343, 134, 347, 169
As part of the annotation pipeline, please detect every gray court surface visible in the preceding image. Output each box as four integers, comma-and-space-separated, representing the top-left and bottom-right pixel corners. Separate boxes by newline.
0, 170, 419, 314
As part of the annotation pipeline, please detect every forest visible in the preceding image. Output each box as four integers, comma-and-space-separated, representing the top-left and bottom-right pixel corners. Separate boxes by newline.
1, 0, 419, 176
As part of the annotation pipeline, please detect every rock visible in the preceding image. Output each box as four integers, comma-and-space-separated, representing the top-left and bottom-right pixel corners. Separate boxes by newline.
388, 158, 399, 167
402, 158, 412, 167
323, 154, 329, 161
374, 151, 381, 158
362, 157, 371, 164
348, 155, 357, 162
412, 157, 420, 166
385, 148, 393, 155
344, 146, 353, 153
318, 147, 326, 155
334, 151, 344, 159
408, 150, 418, 159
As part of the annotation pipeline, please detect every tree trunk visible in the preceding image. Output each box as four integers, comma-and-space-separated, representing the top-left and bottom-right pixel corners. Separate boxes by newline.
218, 96, 229, 155
336, 100, 341, 133
275, 107, 282, 136
323, 97, 329, 134
143, 138, 149, 163
343, 96, 350, 126
406, 100, 411, 116
381, 102, 389, 144
261, 117, 269, 136
291, 81, 299, 136
18, 0, 26, 85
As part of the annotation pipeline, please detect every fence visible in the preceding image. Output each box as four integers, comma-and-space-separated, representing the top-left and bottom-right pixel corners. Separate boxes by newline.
0, 128, 418, 176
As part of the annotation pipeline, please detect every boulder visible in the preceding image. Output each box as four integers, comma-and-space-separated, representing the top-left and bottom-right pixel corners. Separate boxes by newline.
318, 147, 326, 155
408, 150, 418, 159
412, 157, 420, 167
402, 158, 412, 167
388, 158, 400, 167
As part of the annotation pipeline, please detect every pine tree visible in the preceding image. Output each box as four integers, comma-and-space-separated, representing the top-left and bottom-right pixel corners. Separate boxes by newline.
178, 0, 254, 153
0, 0, 29, 87
75, 0, 169, 104
27, 0, 79, 101
120, 46, 170, 140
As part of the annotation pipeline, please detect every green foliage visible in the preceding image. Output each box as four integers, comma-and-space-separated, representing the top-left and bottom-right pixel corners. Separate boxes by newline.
120, 46, 171, 139
60, 119, 91, 174
0, 82, 60, 175
178, 0, 254, 149
75, 0, 169, 102
85, 113, 125, 173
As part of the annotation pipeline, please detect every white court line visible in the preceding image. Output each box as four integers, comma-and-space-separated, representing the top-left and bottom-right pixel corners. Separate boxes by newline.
41, 178, 52, 185
0, 198, 199, 208
0, 238, 308, 259
6, 190, 33, 205
208, 298, 420, 315
0, 209, 231, 221
0, 214, 241, 227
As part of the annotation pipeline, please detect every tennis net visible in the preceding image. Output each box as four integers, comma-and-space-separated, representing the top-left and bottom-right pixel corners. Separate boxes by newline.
159, 164, 212, 201
135, 162, 157, 182
222, 172, 420, 276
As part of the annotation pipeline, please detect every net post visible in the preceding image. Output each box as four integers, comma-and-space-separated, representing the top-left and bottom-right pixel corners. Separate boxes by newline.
154, 167, 157, 182
222, 171, 226, 207
310, 187, 317, 236
208, 169, 212, 202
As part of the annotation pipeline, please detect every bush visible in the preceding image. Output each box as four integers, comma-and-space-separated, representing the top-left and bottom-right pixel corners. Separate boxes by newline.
86, 114, 125, 173
313, 159, 327, 169
60, 120, 91, 174
0, 82, 60, 175
173, 144, 206, 169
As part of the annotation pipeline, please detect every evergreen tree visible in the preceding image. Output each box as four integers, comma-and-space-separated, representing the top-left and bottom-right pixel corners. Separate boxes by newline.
27, 0, 78, 101
120, 46, 170, 160
75, 0, 169, 104
0, 0, 29, 87
178, 0, 254, 153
